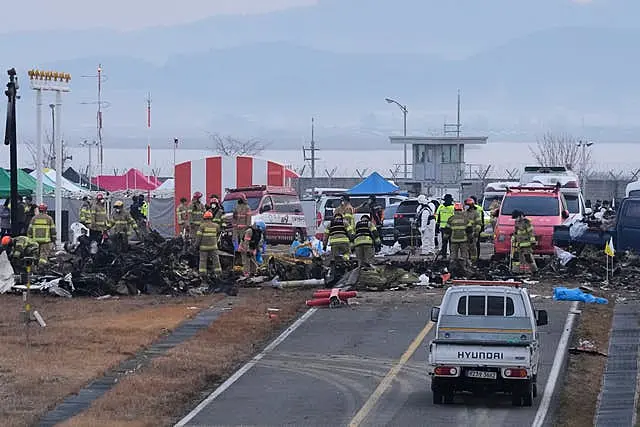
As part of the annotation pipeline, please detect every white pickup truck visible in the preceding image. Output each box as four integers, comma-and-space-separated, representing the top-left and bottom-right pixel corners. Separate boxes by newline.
427, 284, 548, 407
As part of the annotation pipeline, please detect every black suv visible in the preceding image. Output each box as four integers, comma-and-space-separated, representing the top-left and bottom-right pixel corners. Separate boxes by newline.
394, 199, 421, 248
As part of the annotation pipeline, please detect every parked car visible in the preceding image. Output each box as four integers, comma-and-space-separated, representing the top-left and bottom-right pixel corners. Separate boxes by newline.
394, 199, 421, 249
315, 194, 406, 239
493, 185, 570, 257
222, 185, 306, 244
380, 202, 400, 246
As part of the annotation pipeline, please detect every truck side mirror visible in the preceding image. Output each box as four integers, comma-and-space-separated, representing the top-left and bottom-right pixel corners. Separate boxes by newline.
561, 210, 570, 219
536, 309, 548, 326
430, 306, 440, 323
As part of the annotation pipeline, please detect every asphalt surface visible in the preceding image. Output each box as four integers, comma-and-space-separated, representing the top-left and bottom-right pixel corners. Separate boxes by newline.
182, 290, 570, 427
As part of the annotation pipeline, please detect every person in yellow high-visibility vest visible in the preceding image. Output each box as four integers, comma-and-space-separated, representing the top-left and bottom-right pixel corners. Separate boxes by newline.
435, 194, 455, 258
27, 203, 56, 267
512, 210, 537, 274
195, 211, 222, 277
352, 214, 380, 267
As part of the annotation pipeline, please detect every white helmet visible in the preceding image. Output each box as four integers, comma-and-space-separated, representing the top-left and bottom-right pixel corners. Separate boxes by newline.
417, 194, 428, 205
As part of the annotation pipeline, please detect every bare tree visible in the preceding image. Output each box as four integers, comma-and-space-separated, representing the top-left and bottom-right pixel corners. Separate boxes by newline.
22, 139, 46, 169
529, 132, 588, 171
208, 133, 267, 156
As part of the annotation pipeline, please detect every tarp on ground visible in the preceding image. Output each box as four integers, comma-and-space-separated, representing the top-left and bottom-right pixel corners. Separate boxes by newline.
0, 169, 35, 197
347, 172, 400, 195
91, 168, 161, 191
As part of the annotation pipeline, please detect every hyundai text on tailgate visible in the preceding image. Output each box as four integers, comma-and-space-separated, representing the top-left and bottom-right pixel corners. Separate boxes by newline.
428, 284, 548, 406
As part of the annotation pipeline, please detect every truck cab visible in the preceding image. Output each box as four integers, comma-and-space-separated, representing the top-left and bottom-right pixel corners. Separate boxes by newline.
428, 284, 548, 406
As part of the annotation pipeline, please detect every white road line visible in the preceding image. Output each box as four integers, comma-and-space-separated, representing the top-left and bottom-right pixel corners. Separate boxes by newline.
532, 301, 580, 427
175, 308, 318, 427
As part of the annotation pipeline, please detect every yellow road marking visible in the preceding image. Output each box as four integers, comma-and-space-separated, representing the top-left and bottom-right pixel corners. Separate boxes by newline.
348, 321, 435, 427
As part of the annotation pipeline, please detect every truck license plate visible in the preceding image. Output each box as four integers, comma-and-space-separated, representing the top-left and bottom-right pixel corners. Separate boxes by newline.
466, 370, 497, 379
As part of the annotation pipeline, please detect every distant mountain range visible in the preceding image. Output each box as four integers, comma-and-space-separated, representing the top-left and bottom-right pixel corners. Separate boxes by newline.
2, 0, 640, 148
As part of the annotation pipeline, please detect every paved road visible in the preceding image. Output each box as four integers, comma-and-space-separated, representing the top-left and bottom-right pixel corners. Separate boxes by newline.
182, 291, 570, 427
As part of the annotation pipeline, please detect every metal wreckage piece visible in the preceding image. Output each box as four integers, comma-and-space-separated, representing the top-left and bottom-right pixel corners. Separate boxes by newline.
20, 230, 242, 297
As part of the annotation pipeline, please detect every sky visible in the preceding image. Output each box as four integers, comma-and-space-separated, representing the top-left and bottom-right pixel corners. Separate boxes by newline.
5, 0, 317, 33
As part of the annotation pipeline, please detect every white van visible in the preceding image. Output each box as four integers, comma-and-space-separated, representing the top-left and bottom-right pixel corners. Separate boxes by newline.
626, 181, 640, 198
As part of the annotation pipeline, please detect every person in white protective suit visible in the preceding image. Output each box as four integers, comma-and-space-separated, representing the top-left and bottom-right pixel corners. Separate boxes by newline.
417, 195, 437, 255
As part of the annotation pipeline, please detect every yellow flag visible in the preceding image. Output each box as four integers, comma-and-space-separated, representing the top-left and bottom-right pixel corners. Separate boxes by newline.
604, 237, 615, 257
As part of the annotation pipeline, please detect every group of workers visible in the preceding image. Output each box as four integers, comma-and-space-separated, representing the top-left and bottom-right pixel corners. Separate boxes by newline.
323, 194, 382, 267
176, 191, 266, 278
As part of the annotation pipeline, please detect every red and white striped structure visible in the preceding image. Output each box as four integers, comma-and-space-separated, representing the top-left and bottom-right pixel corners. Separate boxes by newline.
174, 155, 299, 206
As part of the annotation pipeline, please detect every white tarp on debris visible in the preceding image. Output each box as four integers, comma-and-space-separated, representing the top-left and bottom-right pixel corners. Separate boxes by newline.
0, 251, 15, 293
554, 246, 576, 266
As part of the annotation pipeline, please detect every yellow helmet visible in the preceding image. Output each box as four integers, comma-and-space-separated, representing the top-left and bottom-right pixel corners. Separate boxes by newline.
114, 200, 124, 208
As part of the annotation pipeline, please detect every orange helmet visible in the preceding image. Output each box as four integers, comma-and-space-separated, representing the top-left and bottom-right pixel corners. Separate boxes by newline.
38, 203, 47, 212
203, 211, 213, 219
454, 202, 464, 211
1, 236, 11, 246
193, 191, 202, 199
465, 198, 474, 206
96, 193, 104, 200
209, 197, 219, 205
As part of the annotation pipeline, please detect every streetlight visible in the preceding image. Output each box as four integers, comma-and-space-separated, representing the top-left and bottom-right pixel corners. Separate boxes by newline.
173, 138, 179, 169
385, 97, 408, 179
27, 69, 71, 249
81, 139, 98, 188
577, 140, 594, 188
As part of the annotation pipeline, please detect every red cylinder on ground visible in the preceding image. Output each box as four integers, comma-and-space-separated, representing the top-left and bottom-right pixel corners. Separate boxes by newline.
312, 290, 357, 299
306, 298, 332, 307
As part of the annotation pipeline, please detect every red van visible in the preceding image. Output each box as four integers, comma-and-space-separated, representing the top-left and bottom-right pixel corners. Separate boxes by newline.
493, 185, 570, 257
222, 185, 307, 244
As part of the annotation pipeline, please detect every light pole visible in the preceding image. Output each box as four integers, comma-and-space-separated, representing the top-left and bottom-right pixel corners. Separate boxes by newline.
49, 103, 55, 167
173, 138, 179, 170
28, 70, 71, 249
577, 140, 594, 186
385, 97, 408, 179
81, 139, 98, 189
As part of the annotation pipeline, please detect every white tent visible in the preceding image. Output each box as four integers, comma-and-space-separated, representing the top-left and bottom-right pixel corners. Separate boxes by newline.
31, 169, 86, 193
156, 179, 174, 191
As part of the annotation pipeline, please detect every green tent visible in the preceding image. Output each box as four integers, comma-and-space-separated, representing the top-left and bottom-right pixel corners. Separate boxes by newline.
0, 169, 33, 198
17, 169, 54, 194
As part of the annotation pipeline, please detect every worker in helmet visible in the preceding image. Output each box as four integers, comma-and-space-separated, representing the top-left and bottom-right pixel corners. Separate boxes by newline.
353, 214, 380, 267
447, 202, 473, 276
176, 197, 190, 238
435, 194, 455, 259
334, 195, 356, 235
417, 195, 437, 255
464, 197, 483, 262
323, 212, 352, 262
240, 220, 266, 277
89, 193, 110, 243
27, 203, 56, 267
79, 196, 92, 229
208, 196, 225, 227
188, 192, 205, 240
511, 210, 537, 274
109, 200, 138, 252
232, 193, 251, 251
195, 210, 222, 277
1, 235, 39, 268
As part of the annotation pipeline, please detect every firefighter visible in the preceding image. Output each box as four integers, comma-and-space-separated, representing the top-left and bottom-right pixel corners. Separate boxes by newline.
334, 195, 356, 235
465, 197, 483, 262
27, 203, 56, 267
24, 195, 37, 230
356, 195, 384, 227
176, 197, 190, 237
89, 193, 110, 243
435, 194, 455, 258
79, 196, 92, 229
1, 235, 39, 267
447, 202, 473, 276
353, 214, 380, 267
489, 199, 501, 236
195, 211, 222, 277
512, 210, 537, 274
323, 213, 351, 262
208, 196, 225, 227
109, 200, 138, 252
240, 220, 266, 277
189, 192, 205, 239
232, 194, 251, 251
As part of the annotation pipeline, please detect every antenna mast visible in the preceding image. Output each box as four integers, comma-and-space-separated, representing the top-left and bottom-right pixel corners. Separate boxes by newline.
303, 117, 320, 192
444, 89, 462, 137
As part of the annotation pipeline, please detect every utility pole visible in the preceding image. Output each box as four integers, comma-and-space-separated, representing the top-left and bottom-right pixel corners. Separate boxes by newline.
97, 64, 103, 177
173, 138, 179, 169
4, 68, 19, 236
303, 117, 320, 193
444, 90, 462, 137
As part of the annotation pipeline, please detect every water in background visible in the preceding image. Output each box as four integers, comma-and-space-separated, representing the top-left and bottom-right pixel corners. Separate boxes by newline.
18, 142, 640, 178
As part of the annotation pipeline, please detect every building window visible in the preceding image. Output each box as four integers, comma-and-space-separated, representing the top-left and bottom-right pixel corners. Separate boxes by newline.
441, 145, 459, 164
414, 144, 426, 164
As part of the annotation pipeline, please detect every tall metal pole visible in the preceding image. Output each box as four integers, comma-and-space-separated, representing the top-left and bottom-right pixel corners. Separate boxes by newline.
54, 90, 62, 248
35, 89, 43, 204
4, 69, 19, 236
97, 64, 103, 177
311, 117, 316, 191
88, 142, 92, 189
456, 89, 461, 138
173, 138, 178, 169
402, 110, 407, 178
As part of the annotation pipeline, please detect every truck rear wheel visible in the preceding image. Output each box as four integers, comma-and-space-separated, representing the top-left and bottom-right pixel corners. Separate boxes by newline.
512, 380, 533, 407
433, 391, 444, 405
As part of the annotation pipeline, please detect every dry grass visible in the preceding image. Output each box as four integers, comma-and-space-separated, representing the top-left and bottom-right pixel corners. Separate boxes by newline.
61, 288, 308, 427
555, 301, 614, 427
0, 293, 223, 427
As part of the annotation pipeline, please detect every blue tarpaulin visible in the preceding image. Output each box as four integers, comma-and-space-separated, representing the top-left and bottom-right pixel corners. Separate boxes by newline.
347, 172, 400, 195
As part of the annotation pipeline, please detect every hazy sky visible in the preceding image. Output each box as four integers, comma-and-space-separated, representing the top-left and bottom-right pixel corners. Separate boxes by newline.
6, 0, 317, 33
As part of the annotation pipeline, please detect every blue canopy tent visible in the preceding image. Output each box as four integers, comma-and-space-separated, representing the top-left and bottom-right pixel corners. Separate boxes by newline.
347, 172, 400, 195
